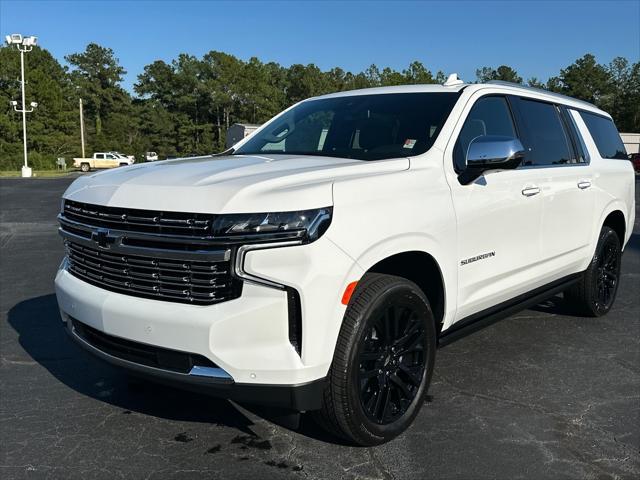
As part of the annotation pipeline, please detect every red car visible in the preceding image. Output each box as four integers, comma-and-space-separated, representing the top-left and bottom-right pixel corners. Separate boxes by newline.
629, 153, 640, 173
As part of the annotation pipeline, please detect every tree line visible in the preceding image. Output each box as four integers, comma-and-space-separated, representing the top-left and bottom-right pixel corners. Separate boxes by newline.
0, 43, 638, 170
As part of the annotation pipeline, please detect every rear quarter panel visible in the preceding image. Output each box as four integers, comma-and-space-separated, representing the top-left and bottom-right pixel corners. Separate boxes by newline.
571, 111, 635, 259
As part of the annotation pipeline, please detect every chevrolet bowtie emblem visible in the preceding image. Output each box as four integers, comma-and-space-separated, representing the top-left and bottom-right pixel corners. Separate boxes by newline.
91, 228, 113, 249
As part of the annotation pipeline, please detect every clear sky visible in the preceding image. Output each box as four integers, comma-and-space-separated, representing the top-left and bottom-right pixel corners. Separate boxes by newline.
1, 0, 639, 92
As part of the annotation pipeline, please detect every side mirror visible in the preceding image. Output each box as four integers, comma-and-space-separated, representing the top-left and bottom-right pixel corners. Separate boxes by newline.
458, 135, 526, 185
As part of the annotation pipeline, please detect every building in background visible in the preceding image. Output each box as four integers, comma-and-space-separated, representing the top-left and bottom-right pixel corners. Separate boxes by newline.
621, 133, 639, 154
226, 124, 261, 149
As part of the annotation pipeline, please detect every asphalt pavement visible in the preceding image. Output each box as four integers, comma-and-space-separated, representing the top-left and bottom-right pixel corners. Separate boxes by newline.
1, 176, 638, 479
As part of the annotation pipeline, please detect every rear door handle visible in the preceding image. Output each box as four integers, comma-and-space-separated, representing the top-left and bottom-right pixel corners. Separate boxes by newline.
577, 180, 592, 190
521, 186, 540, 197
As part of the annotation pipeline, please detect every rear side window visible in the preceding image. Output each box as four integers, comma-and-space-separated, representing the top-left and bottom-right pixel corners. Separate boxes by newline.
565, 109, 590, 163
579, 112, 627, 159
517, 99, 573, 166
453, 96, 517, 171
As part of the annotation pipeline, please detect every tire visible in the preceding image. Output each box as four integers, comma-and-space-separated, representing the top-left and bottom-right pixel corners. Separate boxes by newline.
565, 226, 622, 317
119, 163, 128, 167
314, 273, 436, 446
80, 163, 90, 172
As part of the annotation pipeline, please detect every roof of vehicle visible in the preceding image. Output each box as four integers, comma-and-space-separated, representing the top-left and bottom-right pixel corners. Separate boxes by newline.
312, 80, 607, 117
315, 84, 468, 99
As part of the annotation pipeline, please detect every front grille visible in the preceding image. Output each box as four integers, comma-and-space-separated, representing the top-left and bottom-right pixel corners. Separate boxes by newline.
63, 200, 216, 237
60, 200, 242, 305
72, 318, 217, 374
65, 241, 241, 305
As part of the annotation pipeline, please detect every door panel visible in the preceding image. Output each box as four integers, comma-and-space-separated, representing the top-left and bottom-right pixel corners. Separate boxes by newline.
511, 99, 595, 279
451, 168, 544, 320
94, 154, 107, 168
104, 154, 118, 168
448, 94, 547, 321
537, 166, 594, 275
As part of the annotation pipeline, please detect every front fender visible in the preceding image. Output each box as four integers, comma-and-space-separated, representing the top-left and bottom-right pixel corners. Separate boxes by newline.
334, 232, 456, 331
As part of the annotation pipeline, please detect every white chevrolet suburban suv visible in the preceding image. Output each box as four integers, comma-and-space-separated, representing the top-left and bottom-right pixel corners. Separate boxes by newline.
55, 78, 635, 445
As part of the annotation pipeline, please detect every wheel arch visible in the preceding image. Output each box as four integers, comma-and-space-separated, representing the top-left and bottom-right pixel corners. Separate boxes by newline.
593, 199, 629, 252
362, 250, 447, 333
602, 210, 626, 248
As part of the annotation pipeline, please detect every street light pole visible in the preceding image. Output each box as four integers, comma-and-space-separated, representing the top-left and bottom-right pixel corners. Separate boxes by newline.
19, 46, 28, 176
5, 34, 38, 178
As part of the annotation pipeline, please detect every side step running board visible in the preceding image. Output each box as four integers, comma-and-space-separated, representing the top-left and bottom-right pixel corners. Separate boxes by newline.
438, 273, 580, 347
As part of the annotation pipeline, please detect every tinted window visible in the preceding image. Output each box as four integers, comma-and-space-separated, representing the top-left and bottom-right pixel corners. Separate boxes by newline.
580, 111, 627, 159
565, 109, 589, 163
454, 96, 517, 171
518, 99, 573, 166
235, 93, 460, 161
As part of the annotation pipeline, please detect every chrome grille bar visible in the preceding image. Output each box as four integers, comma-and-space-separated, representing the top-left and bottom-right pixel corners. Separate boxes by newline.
59, 200, 242, 305
58, 217, 230, 262
65, 242, 240, 305
63, 200, 214, 236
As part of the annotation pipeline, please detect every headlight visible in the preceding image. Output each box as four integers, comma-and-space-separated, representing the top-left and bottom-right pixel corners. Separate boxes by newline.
212, 207, 332, 243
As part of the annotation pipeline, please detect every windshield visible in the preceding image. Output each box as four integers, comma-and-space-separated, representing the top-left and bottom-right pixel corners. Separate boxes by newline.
234, 92, 460, 161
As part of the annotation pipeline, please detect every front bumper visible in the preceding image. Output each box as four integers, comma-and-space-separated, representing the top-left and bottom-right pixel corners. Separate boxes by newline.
55, 265, 318, 384
63, 313, 325, 410
55, 234, 361, 409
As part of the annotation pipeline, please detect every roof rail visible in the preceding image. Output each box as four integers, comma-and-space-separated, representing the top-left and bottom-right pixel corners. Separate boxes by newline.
485, 80, 597, 109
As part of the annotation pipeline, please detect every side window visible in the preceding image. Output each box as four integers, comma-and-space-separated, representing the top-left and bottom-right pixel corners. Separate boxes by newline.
564, 109, 590, 163
96, 154, 104, 159
454, 96, 516, 172
517, 99, 573, 166
579, 111, 627, 159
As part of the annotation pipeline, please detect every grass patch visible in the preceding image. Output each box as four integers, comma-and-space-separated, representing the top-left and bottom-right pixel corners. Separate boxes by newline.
0, 169, 78, 178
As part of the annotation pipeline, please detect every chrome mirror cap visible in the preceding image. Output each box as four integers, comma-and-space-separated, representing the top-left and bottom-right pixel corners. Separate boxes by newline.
459, 135, 526, 185
466, 135, 526, 167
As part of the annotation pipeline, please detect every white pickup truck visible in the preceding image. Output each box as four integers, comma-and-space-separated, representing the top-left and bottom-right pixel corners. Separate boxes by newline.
73, 152, 135, 172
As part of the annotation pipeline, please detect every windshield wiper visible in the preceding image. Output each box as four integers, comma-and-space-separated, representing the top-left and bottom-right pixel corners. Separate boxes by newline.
215, 147, 235, 156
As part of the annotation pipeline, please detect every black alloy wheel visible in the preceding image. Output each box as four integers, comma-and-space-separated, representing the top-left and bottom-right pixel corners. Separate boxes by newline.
357, 302, 426, 424
565, 226, 622, 317
594, 233, 621, 311
314, 273, 436, 446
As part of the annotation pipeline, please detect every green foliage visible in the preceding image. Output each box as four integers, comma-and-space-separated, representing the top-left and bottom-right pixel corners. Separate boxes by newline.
545, 54, 640, 131
476, 65, 523, 84
547, 54, 610, 103
526, 77, 546, 89
65, 43, 127, 135
65, 43, 136, 155
1, 44, 638, 171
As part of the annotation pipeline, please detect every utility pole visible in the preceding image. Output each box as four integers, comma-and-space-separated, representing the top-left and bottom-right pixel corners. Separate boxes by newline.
5, 34, 38, 178
79, 98, 86, 158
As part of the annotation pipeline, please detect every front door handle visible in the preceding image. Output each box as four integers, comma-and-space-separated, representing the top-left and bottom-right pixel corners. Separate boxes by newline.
522, 186, 541, 197
577, 180, 592, 190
